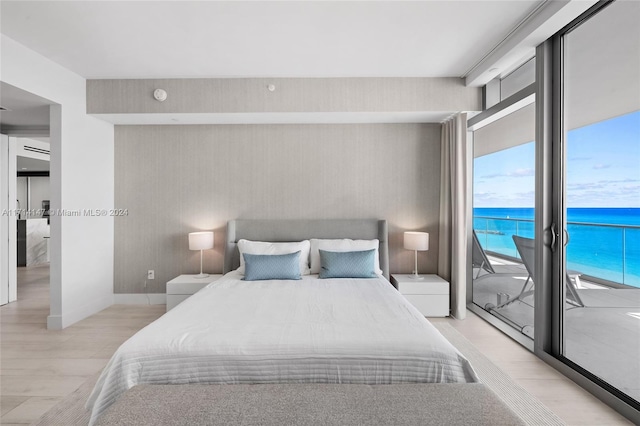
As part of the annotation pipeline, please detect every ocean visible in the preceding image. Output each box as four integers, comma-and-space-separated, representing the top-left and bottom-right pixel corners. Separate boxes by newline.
473, 207, 640, 288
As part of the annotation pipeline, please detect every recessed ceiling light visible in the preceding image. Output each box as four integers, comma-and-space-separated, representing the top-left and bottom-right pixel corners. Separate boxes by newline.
21, 167, 27, 170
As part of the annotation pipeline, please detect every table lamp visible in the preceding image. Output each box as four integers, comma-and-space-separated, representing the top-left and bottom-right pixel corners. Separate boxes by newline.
404, 231, 429, 280
189, 231, 214, 278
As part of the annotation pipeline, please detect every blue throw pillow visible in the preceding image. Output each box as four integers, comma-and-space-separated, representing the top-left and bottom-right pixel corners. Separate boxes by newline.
318, 249, 378, 279
243, 251, 302, 281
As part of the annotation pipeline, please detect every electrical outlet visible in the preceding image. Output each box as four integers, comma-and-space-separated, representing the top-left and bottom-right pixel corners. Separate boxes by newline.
147, 270, 155, 280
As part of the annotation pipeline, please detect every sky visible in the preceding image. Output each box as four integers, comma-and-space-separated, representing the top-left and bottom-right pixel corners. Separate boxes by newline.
474, 110, 640, 208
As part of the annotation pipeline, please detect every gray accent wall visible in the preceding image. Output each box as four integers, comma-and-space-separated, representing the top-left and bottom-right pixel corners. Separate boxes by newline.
115, 124, 441, 294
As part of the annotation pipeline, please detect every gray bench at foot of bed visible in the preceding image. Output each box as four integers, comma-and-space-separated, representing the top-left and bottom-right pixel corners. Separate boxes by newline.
95, 383, 525, 426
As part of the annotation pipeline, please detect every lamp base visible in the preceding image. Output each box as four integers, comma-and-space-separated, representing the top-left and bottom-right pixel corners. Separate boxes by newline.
193, 273, 210, 279
408, 274, 425, 280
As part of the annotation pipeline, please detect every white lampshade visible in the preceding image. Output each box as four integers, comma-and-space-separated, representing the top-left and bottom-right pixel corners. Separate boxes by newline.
404, 232, 429, 251
189, 231, 214, 251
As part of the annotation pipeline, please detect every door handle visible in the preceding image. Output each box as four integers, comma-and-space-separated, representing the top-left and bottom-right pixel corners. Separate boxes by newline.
550, 223, 558, 253
564, 228, 570, 247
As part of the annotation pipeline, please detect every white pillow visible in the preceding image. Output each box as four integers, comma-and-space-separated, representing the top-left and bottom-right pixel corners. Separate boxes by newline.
237, 239, 311, 275
310, 239, 382, 275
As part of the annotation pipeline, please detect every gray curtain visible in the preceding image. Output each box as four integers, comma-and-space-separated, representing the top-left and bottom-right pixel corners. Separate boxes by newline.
438, 113, 468, 319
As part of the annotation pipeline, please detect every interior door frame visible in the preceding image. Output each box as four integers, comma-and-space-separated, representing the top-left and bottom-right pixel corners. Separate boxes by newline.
0, 134, 7, 305
0, 134, 18, 305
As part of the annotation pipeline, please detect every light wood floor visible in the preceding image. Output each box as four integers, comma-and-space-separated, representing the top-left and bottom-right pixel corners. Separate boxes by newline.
1, 265, 165, 425
0, 265, 632, 425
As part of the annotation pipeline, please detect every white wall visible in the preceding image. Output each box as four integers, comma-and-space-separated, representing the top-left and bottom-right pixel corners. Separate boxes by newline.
28, 176, 50, 215
16, 177, 27, 216
1, 35, 115, 329
17, 176, 50, 218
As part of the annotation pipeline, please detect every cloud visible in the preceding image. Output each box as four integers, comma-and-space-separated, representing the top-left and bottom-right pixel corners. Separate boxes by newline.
514, 190, 536, 199
593, 164, 611, 169
510, 168, 535, 177
567, 178, 640, 191
569, 156, 592, 161
474, 189, 536, 208
481, 168, 534, 179
567, 182, 607, 191
473, 192, 499, 202
566, 180, 640, 207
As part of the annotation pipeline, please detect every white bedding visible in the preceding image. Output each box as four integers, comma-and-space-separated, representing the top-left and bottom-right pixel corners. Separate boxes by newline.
87, 272, 478, 425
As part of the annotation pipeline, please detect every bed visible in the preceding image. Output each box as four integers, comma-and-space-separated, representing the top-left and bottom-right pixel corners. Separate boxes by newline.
87, 219, 478, 425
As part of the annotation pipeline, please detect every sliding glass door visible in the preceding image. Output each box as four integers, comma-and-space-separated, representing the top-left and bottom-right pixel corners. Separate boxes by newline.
471, 101, 537, 340
469, 0, 639, 416
557, 0, 639, 408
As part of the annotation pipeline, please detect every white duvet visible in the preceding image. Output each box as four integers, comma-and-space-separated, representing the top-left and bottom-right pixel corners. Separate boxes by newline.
87, 272, 478, 425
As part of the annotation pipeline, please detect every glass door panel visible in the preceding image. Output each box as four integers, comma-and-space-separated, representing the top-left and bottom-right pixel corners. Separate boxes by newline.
472, 103, 537, 338
562, 0, 640, 404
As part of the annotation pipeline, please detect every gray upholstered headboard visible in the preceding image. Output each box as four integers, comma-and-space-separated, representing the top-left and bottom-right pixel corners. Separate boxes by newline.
224, 219, 389, 280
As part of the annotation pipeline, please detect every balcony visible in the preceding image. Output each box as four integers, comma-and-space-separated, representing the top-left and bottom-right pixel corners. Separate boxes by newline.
472, 216, 640, 404
474, 216, 640, 288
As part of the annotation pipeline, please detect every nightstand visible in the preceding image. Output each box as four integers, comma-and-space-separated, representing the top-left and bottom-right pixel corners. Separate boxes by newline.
166, 274, 222, 312
391, 274, 450, 317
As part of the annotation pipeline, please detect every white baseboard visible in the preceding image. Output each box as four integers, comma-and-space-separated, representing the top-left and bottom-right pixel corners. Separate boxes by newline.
47, 294, 165, 329
47, 314, 63, 330
47, 294, 113, 330
114, 293, 166, 305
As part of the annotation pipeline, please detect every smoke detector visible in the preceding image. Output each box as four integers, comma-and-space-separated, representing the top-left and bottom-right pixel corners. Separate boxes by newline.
153, 89, 167, 102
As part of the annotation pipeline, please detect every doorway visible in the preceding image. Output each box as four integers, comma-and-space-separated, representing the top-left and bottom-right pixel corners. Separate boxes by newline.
0, 83, 52, 309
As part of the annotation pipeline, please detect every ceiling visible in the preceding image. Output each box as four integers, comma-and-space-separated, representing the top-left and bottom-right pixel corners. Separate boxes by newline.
0, 1, 543, 80
0, 82, 51, 132
0, 83, 51, 170
17, 156, 50, 172
1, 1, 606, 127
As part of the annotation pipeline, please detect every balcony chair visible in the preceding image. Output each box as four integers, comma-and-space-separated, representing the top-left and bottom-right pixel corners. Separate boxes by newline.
495, 235, 584, 309
472, 230, 496, 279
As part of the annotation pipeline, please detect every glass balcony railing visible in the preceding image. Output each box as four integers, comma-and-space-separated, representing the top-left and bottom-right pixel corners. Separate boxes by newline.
474, 216, 640, 288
